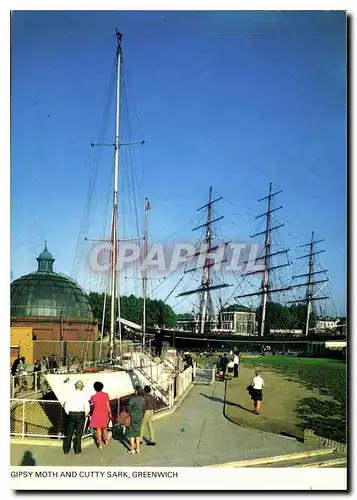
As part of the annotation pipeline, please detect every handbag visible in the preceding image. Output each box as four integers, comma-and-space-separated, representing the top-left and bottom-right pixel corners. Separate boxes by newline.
117, 411, 131, 427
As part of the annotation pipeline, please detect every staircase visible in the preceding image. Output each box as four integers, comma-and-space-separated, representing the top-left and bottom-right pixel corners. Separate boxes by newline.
134, 366, 172, 406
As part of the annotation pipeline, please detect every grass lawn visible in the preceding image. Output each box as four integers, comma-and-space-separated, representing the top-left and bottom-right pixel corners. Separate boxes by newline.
225, 356, 347, 444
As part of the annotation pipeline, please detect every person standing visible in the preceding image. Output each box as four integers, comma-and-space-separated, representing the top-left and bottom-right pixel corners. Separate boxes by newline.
32, 360, 42, 390
11, 357, 20, 376
89, 381, 112, 450
226, 358, 234, 380
140, 386, 156, 446
155, 328, 163, 358
216, 354, 222, 375
19, 357, 27, 374
219, 354, 229, 382
233, 351, 240, 378
11, 357, 20, 387
127, 386, 145, 454
250, 370, 265, 414
63, 380, 90, 455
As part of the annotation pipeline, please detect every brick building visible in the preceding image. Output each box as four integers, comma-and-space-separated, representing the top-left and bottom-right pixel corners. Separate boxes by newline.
10, 244, 98, 343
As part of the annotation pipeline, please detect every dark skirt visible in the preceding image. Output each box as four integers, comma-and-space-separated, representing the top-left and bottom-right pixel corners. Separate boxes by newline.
251, 388, 263, 402
126, 410, 143, 438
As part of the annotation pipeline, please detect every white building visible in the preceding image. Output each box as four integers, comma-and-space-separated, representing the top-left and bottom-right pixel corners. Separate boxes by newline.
219, 309, 256, 335
176, 315, 218, 333
315, 318, 339, 330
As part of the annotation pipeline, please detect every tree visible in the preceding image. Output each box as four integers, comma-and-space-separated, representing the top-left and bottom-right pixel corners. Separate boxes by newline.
177, 313, 194, 320
87, 292, 178, 332
221, 304, 251, 313
256, 302, 292, 335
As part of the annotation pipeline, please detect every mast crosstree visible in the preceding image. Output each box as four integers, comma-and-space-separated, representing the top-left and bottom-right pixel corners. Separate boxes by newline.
235, 182, 291, 336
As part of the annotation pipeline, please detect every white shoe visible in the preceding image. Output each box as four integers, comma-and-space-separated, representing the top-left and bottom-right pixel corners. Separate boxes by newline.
127, 450, 135, 454
136, 449, 140, 454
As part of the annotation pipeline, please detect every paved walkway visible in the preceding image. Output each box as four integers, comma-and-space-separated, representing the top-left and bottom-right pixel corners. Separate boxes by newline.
11, 382, 316, 467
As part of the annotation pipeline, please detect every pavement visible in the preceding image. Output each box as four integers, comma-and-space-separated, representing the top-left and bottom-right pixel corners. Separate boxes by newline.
11, 382, 318, 467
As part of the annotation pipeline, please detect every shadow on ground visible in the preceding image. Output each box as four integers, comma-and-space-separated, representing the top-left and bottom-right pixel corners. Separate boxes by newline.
223, 376, 304, 442
20, 451, 36, 466
241, 358, 347, 444
111, 426, 133, 451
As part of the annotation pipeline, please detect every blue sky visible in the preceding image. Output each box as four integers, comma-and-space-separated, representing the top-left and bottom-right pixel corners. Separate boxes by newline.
11, 11, 346, 316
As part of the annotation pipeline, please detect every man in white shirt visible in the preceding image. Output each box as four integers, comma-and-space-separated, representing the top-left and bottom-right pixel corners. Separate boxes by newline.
63, 380, 90, 455
233, 351, 240, 378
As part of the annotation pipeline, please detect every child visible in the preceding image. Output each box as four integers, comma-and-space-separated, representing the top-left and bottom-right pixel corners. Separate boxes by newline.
250, 370, 265, 414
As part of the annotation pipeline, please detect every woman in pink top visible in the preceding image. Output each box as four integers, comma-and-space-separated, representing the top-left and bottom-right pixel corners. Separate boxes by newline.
90, 381, 112, 450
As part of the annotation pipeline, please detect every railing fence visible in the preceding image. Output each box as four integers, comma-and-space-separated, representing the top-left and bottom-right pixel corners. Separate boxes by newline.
193, 366, 215, 386
10, 372, 50, 400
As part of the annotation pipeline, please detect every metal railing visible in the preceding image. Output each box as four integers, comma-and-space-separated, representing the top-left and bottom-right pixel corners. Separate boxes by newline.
10, 367, 194, 441
10, 372, 50, 400
10, 397, 122, 439
176, 366, 193, 398
11, 398, 67, 438
10, 351, 194, 441
193, 366, 215, 386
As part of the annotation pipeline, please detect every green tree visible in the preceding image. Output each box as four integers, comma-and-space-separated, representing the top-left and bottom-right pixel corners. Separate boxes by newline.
177, 312, 194, 320
87, 292, 178, 332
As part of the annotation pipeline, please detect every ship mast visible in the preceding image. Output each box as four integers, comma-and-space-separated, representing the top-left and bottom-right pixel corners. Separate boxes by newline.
142, 198, 150, 347
288, 231, 329, 335
236, 182, 291, 336
199, 187, 214, 333
109, 30, 123, 358
88, 31, 145, 359
177, 186, 231, 333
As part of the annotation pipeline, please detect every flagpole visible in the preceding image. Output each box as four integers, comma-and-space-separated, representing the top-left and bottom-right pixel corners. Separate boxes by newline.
142, 198, 150, 349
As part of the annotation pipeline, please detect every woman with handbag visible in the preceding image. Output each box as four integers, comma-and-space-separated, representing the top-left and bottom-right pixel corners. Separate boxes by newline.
126, 386, 145, 455
89, 381, 112, 450
249, 370, 265, 414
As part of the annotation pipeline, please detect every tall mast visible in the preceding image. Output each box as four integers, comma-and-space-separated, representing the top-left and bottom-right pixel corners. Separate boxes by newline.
236, 182, 291, 336
177, 187, 231, 333
260, 183, 272, 336
289, 231, 329, 335
199, 187, 213, 333
142, 198, 149, 348
305, 231, 315, 336
109, 30, 123, 358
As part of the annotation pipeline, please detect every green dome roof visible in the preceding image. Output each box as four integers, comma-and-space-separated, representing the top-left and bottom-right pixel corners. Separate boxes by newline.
11, 244, 93, 320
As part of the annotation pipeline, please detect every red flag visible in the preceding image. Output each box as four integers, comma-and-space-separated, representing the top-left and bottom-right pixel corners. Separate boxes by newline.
146, 199, 151, 211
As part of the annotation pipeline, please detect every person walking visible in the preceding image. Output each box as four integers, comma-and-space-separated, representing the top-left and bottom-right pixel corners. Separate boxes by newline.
63, 380, 90, 455
140, 386, 156, 446
233, 351, 240, 378
126, 386, 145, 454
249, 370, 265, 414
89, 381, 112, 450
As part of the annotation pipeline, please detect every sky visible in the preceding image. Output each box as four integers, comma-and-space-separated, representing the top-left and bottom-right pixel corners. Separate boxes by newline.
10, 10, 346, 316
